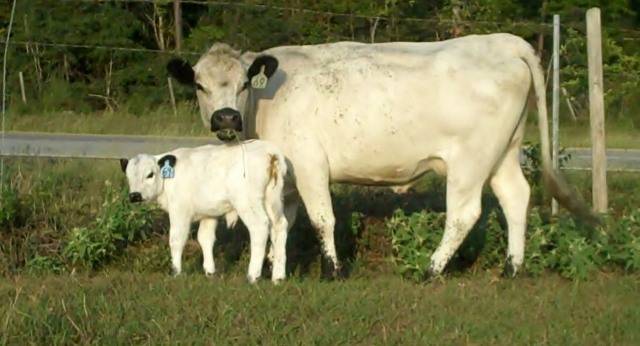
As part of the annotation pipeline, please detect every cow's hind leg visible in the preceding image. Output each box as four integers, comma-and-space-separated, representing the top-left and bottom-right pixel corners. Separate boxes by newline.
490, 146, 530, 277
197, 218, 218, 277
428, 168, 484, 277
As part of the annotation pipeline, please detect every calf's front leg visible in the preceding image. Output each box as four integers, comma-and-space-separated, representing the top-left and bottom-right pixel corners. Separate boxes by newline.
168, 213, 191, 276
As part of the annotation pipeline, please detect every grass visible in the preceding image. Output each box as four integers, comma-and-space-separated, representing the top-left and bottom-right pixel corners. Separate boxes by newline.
6, 105, 209, 137
2, 107, 640, 343
6, 106, 640, 148
1, 271, 639, 344
523, 116, 640, 149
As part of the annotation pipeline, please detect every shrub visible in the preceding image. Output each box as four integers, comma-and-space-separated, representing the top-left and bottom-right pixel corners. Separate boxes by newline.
388, 209, 445, 281
24, 255, 65, 275
62, 181, 156, 269
389, 206, 640, 281
0, 185, 25, 230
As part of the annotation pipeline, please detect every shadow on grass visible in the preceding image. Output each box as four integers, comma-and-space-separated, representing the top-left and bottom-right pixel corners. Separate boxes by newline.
207, 174, 510, 280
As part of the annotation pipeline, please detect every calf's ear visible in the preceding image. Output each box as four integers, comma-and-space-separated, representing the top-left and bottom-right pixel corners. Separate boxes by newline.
157, 155, 177, 168
120, 158, 129, 173
247, 55, 278, 80
167, 58, 195, 85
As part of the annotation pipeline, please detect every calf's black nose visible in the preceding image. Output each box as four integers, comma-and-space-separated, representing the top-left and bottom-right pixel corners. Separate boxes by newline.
210, 107, 242, 133
129, 192, 142, 203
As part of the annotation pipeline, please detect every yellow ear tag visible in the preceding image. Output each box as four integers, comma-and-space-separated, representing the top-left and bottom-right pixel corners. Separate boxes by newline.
251, 65, 268, 89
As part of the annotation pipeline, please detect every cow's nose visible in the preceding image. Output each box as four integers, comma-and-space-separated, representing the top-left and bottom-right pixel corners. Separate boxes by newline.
211, 107, 242, 133
129, 192, 142, 203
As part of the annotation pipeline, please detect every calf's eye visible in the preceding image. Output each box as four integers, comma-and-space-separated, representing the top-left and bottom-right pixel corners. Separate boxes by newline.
147, 172, 154, 179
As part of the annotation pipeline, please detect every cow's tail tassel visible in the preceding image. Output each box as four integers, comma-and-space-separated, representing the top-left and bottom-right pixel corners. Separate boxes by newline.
521, 42, 600, 226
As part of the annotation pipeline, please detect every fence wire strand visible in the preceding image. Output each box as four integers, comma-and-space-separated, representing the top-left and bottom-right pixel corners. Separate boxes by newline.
1, 0, 18, 193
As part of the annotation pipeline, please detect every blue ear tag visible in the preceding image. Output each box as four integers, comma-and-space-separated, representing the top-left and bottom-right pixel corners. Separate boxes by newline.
161, 161, 175, 179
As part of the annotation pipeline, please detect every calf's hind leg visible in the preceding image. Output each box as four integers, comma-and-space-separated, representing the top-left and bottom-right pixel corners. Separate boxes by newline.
197, 218, 218, 277
235, 203, 271, 283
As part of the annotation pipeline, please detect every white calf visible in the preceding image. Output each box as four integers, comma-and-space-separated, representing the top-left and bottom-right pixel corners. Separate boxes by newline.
120, 140, 288, 283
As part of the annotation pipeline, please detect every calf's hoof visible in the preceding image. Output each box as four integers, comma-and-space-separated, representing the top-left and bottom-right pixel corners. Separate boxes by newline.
169, 266, 181, 277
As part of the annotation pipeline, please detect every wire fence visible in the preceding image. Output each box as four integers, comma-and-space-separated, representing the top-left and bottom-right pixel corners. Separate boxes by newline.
1, 0, 638, 125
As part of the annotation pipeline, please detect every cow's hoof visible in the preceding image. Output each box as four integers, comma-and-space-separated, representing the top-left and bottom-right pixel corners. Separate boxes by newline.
247, 275, 260, 284
501, 257, 519, 278
423, 267, 445, 283
205, 271, 216, 279
320, 256, 345, 281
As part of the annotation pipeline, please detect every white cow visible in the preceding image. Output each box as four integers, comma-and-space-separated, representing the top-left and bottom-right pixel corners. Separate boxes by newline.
167, 34, 595, 279
120, 141, 288, 283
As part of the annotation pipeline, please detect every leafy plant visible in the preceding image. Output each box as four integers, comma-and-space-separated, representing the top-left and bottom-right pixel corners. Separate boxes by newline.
24, 255, 65, 275
0, 185, 24, 230
388, 209, 445, 281
62, 181, 156, 269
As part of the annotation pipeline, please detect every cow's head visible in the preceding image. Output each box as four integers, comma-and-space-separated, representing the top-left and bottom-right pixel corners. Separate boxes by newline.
120, 154, 176, 203
167, 43, 278, 141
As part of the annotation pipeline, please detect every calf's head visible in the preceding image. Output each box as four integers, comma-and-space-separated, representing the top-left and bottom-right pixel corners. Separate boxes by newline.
120, 154, 177, 203
167, 43, 278, 141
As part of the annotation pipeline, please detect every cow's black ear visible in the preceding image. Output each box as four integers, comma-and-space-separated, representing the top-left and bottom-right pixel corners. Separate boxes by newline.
167, 58, 195, 85
120, 158, 128, 173
247, 55, 278, 80
157, 154, 177, 168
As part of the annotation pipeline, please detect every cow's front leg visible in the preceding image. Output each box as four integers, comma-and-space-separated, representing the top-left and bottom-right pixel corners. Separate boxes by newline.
197, 218, 218, 277
168, 213, 191, 276
291, 157, 341, 280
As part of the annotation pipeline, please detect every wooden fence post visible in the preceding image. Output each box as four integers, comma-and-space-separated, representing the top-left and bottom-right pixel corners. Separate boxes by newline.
167, 77, 177, 117
586, 7, 608, 213
552, 14, 560, 215
18, 71, 27, 104
174, 0, 182, 52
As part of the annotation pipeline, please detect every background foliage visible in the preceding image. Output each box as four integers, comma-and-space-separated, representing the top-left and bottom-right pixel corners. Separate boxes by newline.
0, 0, 639, 122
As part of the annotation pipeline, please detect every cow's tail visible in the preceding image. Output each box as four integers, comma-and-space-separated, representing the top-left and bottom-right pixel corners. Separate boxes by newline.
520, 44, 600, 225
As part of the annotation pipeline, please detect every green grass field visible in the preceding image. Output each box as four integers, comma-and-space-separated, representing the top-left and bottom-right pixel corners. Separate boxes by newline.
2, 107, 640, 344
2, 271, 639, 344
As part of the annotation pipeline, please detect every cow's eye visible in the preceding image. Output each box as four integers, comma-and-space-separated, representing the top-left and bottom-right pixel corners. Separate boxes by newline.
146, 172, 154, 179
196, 83, 206, 92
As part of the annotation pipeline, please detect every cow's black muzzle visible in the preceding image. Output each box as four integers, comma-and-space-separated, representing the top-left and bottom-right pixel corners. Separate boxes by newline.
211, 108, 242, 141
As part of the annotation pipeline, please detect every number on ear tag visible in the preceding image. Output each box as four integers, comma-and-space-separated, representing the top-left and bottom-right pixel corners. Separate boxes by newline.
251, 65, 268, 89
161, 160, 175, 179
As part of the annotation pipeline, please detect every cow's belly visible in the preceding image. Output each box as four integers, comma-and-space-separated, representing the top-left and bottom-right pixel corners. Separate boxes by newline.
260, 53, 531, 186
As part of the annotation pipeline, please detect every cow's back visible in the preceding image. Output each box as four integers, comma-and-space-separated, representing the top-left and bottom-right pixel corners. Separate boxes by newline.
253, 34, 536, 184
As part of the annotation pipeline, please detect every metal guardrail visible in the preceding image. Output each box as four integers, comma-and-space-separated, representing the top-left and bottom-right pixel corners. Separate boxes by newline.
0, 132, 215, 159
1, 131, 639, 171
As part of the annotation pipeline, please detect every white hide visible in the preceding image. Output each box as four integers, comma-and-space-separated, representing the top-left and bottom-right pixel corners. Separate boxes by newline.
123, 141, 288, 283
177, 33, 567, 277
